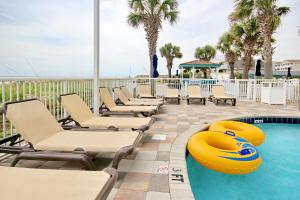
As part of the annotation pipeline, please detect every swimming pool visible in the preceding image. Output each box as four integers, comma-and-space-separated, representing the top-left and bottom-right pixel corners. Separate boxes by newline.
187, 123, 300, 200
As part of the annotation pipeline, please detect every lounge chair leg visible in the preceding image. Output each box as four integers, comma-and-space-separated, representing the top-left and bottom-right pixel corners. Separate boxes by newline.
203, 98, 206, 105
112, 146, 133, 169
187, 99, 189, 105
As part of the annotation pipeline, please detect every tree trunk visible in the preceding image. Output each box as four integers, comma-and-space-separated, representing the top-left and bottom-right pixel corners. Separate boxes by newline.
167, 67, 172, 78
229, 62, 235, 79
167, 59, 173, 78
262, 35, 273, 79
242, 41, 255, 79
243, 53, 252, 79
144, 20, 159, 78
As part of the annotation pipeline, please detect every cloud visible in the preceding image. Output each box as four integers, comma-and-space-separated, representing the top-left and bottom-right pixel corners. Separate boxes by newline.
0, 0, 299, 77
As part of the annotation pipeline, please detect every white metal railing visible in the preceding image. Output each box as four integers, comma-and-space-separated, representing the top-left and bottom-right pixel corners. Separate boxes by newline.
0, 78, 93, 139
1, 77, 299, 140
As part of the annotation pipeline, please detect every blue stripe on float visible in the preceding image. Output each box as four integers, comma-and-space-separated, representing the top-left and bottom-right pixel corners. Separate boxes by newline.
219, 152, 260, 161
234, 137, 248, 143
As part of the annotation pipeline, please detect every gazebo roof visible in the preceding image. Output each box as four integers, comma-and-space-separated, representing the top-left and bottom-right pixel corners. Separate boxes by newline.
179, 60, 222, 69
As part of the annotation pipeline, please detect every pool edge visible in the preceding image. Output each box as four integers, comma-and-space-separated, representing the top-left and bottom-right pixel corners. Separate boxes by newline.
168, 114, 300, 200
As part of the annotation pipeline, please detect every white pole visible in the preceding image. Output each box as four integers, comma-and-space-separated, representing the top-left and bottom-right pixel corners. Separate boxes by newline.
93, 0, 100, 116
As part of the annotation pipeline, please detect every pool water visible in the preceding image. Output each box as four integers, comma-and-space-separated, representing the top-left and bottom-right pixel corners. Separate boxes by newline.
187, 123, 300, 200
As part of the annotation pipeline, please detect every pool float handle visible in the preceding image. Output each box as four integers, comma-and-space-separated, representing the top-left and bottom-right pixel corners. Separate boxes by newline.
224, 130, 235, 136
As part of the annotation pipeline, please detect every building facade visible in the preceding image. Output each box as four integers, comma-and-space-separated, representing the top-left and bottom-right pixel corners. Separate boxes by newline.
274, 60, 300, 71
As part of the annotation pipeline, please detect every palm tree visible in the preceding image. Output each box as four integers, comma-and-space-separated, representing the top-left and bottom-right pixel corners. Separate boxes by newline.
160, 43, 183, 78
231, 17, 260, 79
231, 0, 290, 79
217, 32, 240, 79
127, 0, 179, 77
194, 45, 216, 78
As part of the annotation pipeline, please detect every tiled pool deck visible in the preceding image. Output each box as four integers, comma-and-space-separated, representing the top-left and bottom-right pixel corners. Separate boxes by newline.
0, 101, 299, 200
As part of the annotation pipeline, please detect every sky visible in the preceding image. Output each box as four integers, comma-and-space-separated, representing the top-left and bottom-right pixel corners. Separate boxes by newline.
0, 0, 299, 78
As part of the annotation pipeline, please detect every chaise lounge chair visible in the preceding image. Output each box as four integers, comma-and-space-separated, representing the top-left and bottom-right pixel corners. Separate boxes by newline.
113, 87, 162, 107
137, 84, 157, 99
211, 85, 236, 106
186, 85, 206, 105
164, 88, 181, 104
120, 86, 163, 104
0, 166, 117, 200
1, 99, 142, 169
59, 94, 154, 132
99, 87, 157, 117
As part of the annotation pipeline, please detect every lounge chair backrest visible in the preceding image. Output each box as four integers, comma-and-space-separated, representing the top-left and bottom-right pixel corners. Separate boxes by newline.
139, 84, 151, 96
212, 85, 225, 96
120, 87, 134, 99
99, 88, 117, 109
188, 85, 201, 96
114, 88, 130, 104
60, 94, 94, 124
5, 100, 63, 145
166, 88, 179, 96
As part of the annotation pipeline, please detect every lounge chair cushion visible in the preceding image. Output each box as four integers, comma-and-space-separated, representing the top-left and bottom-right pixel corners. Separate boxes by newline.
60, 94, 94, 124
6, 100, 63, 145
110, 106, 157, 113
0, 166, 110, 200
99, 88, 117, 110
82, 116, 152, 129
115, 88, 161, 106
138, 85, 155, 98
165, 89, 179, 98
212, 85, 233, 99
35, 130, 139, 152
188, 85, 203, 98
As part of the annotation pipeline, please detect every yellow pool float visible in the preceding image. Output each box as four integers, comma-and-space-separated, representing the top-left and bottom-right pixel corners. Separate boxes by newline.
209, 121, 265, 146
187, 131, 262, 174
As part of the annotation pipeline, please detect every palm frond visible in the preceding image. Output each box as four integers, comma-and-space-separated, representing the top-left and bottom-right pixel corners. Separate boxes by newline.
164, 11, 179, 24
127, 12, 143, 27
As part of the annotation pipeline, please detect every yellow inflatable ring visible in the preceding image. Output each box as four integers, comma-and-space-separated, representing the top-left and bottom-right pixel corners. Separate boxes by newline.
209, 121, 265, 146
187, 131, 262, 174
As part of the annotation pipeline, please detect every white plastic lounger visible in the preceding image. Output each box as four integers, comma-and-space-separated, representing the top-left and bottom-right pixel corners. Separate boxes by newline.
164, 88, 181, 104
211, 85, 236, 106
60, 94, 154, 131
120, 86, 163, 103
187, 85, 206, 105
0, 166, 117, 200
2, 99, 142, 169
99, 87, 157, 117
114, 88, 162, 107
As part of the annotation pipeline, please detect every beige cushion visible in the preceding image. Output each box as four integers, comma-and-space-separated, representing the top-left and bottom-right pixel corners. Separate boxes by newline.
114, 88, 130, 104
116, 88, 161, 106
110, 106, 156, 113
0, 166, 110, 200
125, 101, 161, 106
138, 84, 154, 97
60, 94, 94, 124
120, 86, 134, 99
82, 116, 152, 129
99, 88, 116, 109
6, 100, 63, 145
212, 85, 232, 98
35, 130, 139, 152
165, 89, 179, 98
188, 85, 202, 98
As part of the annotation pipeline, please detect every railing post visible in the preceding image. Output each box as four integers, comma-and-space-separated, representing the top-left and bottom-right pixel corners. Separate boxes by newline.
234, 79, 239, 99
253, 79, 257, 102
